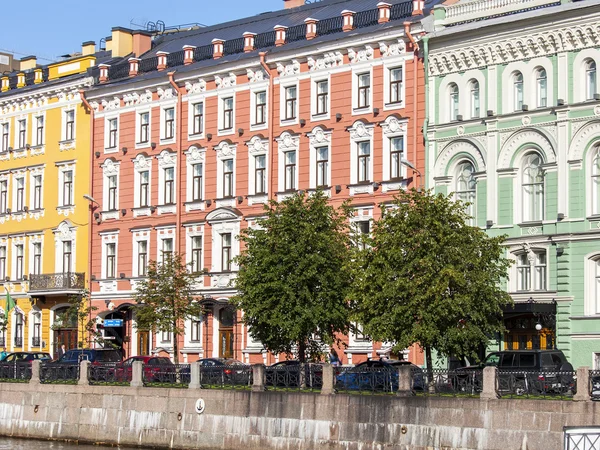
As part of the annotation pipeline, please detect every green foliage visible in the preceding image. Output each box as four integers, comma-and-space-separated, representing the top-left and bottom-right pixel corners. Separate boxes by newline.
351, 188, 512, 366
233, 191, 354, 362
134, 252, 204, 363
52, 290, 99, 349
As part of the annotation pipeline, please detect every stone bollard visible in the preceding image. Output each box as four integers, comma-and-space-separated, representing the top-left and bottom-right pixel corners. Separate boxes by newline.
30, 360, 41, 385
131, 361, 143, 388
189, 362, 201, 389
252, 364, 265, 392
573, 366, 591, 402
396, 365, 413, 397
78, 360, 90, 386
320, 364, 335, 395
480, 366, 499, 400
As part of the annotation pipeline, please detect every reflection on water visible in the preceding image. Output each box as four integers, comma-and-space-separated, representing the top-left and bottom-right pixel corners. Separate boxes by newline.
0, 437, 118, 449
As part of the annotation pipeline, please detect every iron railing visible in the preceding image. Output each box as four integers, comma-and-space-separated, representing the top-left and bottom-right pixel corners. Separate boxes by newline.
167, 50, 185, 67
564, 427, 600, 450
0, 337, 5, 347
334, 366, 399, 395
355, 8, 380, 28
286, 24, 307, 43
139, 57, 159, 74
0, 362, 31, 382
496, 370, 576, 400
590, 370, 600, 401
193, 45, 214, 61
88, 363, 127, 386
264, 363, 323, 392
40, 363, 79, 384
316, 17, 344, 36
223, 38, 244, 56
13, 336, 22, 348
390, 1, 414, 20
197, 364, 252, 390
31, 336, 41, 347
142, 363, 190, 388
108, 62, 130, 80
255, 31, 276, 49
416, 369, 482, 397
29, 272, 85, 292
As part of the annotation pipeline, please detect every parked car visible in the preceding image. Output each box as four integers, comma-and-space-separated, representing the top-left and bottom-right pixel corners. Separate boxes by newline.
0, 352, 52, 380
265, 360, 323, 388
198, 358, 251, 386
1, 352, 51, 362
335, 359, 424, 392
591, 373, 600, 401
56, 348, 122, 364
112, 356, 186, 383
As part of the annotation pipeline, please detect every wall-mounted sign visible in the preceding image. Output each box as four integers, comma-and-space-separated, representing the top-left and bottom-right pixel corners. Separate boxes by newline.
104, 319, 123, 327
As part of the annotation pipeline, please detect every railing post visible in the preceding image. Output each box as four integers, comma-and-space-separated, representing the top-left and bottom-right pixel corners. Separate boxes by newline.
396, 365, 413, 397
320, 364, 335, 395
131, 361, 143, 388
480, 366, 499, 400
78, 360, 89, 386
252, 364, 265, 392
573, 366, 591, 402
188, 362, 201, 389
30, 360, 41, 385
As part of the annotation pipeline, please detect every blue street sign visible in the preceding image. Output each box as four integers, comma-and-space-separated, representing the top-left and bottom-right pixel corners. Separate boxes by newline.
104, 319, 123, 327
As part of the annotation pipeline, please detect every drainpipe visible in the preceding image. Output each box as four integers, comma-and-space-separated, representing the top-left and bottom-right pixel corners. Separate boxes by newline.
422, 36, 430, 191
79, 89, 94, 348
168, 72, 183, 252
404, 22, 421, 188
259, 52, 274, 201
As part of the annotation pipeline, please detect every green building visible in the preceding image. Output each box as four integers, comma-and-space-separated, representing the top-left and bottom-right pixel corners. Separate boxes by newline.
424, 0, 600, 367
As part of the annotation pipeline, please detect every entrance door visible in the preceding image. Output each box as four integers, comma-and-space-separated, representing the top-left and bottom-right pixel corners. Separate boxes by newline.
138, 331, 150, 355
54, 329, 77, 358
219, 330, 234, 358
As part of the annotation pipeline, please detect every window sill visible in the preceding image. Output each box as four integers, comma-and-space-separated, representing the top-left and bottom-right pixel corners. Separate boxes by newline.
101, 210, 119, 221
311, 112, 330, 122
56, 205, 75, 217
185, 200, 206, 212
59, 140, 76, 151
280, 118, 298, 126
188, 132, 204, 140
347, 183, 374, 196
217, 128, 235, 137
352, 107, 371, 116
132, 207, 152, 218
30, 144, 45, 155
518, 221, 544, 227
135, 142, 151, 150
247, 194, 268, 206
384, 102, 404, 111
160, 137, 176, 146
104, 147, 118, 154
157, 204, 176, 215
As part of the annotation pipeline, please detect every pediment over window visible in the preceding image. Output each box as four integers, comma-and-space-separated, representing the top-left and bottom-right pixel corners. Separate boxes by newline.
206, 207, 243, 224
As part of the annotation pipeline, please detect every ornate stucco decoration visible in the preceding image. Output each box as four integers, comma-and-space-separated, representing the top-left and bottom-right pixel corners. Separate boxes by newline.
101, 158, 119, 176
435, 139, 487, 178
246, 136, 269, 154
101, 97, 121, 111
275, 131, 300, 151
246, 68, 266, 83
133, 154, 151, 171
214, 141, 236, 159
381, 116, 408, 136
347, 120, 374, 140
307, 52, 344, 71
215, 73, 237, 89
379, 40, 407, 58
186, 145, 206, 162
348, 46, 374, 64
497, 129, 556, 170
307, 126, 332, 147
185, 78, 207, 94
54, 221, 75, 243
123, 90, 153, 106
568, 120, 600, 162
156, 149, 176, 168
276, 60, 301, 76
157, 87, 174, 100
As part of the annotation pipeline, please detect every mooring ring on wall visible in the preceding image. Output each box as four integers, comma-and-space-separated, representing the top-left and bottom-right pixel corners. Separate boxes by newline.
195, 398, 205, 414
177, 412, 183, 421
33, 405, 39, 413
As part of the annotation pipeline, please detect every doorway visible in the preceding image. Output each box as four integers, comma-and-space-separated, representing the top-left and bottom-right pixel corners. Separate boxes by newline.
138, 331, 150, 355
218, 308, 235, 358
53, 306, 77, 359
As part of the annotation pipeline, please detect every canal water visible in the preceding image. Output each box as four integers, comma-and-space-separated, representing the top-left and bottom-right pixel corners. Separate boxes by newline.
0, 437, 119, 448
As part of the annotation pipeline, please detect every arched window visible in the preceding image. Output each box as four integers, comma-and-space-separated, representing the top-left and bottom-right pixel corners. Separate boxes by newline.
449, 84, 459, 121
455, 161, 476, 225
595, 259, 600, 313
592, 146, 600, 215
513, 72, 524, 111
586, 60, 597, 100
469, 80, 480, 118
536, 68, 547, 108
522, 152, 544, 222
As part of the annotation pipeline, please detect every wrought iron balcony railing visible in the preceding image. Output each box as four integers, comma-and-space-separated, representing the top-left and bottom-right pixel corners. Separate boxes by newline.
29, 272, 85, 292
13, 336, 22, 348
31, 337, 41, 347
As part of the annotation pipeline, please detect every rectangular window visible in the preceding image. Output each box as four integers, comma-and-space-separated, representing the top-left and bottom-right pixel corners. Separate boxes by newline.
138, 241, 148, 276
106, 243, 116, 279
15, 245, 23, 280
284, 150, 296, 191
191, 236, 202, 273
161, 330, 171, 342
222, 233, 232, 272
255, 91, 266, 125
164, 108, 175, 140
18, 120, 26, 149
358, 73, 371, 109
0, 181, 6, 213
63, 170, 73, 206
139, 170, 149, 207
191, 319, 201, 342
389, 68, 403, 104
192, 103, 204, 135
36, 116, 44, 146
222, 97, 233, 130
357, 142, 370, 183
192, 163, 203, 202
108, 118, 117, 148
139, 112, 149, 144
316, 80, 328, 115
62, 241, 72, 273
390, 137, 403, 180
223, 159, 234, 198
517, 254, 530, 291
0, 247, 5, 279
356, 221, 370, 250
32, 317, 41, 347
14, 314, 22, 348
33, 243, 41, 275
316, 147, 328, 187
161, 238, 173, 263
285, 86, 297, 120
1, 123, 8, 151
164, 167, 175, 204
107, 175, 117, 211
15, 177, 24, 211
65, 110, 75, 141
255, 155, 266, 194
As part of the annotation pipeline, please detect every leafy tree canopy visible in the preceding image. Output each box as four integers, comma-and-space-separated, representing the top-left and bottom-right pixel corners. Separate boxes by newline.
351, 188, 512, 368
233, 191, 354, 362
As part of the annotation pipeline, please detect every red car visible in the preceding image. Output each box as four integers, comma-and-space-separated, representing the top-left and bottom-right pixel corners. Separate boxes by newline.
114, 356, 177, 383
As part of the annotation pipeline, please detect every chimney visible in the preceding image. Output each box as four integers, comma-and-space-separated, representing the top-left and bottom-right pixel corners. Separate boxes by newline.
412, 0, 424, 15
129, 58, 140, 77
342, 10, 356, 32
132, 31, 152, 57
111, 27, 134, 57
20, 56, 37, 71
183, 45, 196, 65
243, 32, 256, 53
284, 0, 305, 8
157, 51, 169, 71
34, 69, 43, 84
105, 37, 113, 52
17, 73, 25, 88
212, 39, 224, 59
274, 25, 288, 47
377, 2, 392, 23
81, 41, 96, 56
305, 18, 318, 40
1, 77, 9, 92
99, 64, 110, 83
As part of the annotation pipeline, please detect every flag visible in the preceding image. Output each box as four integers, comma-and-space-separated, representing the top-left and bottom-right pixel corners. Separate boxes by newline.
5, 289, 15, 314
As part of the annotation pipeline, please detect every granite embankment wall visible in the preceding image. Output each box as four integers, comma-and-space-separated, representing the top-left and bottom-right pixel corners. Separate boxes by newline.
0, 381, 598, 450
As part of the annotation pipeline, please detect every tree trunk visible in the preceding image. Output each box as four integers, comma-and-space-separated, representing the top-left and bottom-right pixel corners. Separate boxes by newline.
298, 340, 306, 363
173, 319, 179, 365
425, 345, 434, 393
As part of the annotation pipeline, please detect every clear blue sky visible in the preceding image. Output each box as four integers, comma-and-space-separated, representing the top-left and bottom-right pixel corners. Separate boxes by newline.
0, 0, 283, 62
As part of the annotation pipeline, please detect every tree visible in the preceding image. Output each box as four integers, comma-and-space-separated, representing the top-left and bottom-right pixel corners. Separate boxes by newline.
232, 191, 354, 362
134, 253, 204, 364
52, 290, 99, 349
351, 188, 512, 370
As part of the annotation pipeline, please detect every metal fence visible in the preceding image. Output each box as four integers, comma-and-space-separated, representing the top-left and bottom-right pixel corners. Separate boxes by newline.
334, 366, 399, 395
142, 364, 190, 388
590, 370, 600, 401
564, 426, 600, 450
197, 365, 252, 390
264, 364, 323, 392
40, 363, 79, 384
496, 370, 576, 400
88, 363, 128, 386
416, 369, 482, 397
0, 362, 32, 382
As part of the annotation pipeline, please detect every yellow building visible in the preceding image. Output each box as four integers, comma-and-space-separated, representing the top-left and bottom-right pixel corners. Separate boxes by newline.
0, 49, 97, 359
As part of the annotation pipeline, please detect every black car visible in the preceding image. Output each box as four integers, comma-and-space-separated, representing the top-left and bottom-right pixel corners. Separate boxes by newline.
57, 348, 122, 364
265, 360, 323, 389
198, 358, 251, 386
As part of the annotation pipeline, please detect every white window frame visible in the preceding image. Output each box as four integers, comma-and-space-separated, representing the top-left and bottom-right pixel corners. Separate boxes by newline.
520, 152, 545, 223
160, 103, 177, 144
209, 218, 241, 275
33, 113, 45, 148
469, 79, 480, 118
586, 59, 597, 101
132, 154, 152, 215
11, 172, 26, 213
585, 253, 600, 316
101, 159, 120, 221
185, 224, 204, 277
131, 230, 151, 278
104, 114, 119, 153
16, 117, 27, 150
1, 121, 11, 152
217, 93, 236, 136
53, 221, 76, 274
185, 146, 207, 211
100, 232, 119, 280
348, 121, 375, 195
250, 86, 269, 131
454, 160, 477, 226
310, 75, 330, 121
513, 71, 524, 111
28, 236, 43, 277
275, 132, 300, 200
155, 227, 176, 262
56, 162, 76, 210
381, 116, 408, 191
214, 141, 237, 206
61, 108, 76, 143
307, 126, 332, 191
535, 68, 548, 108
512, 248, 547, 293
352, 66, 374, 115
383, 62, 406, 110
246, 136, 269, 203
0, 172, 9, 214
135, 108, 151, 149
12, 240, 25, 281
449, 83, 459, 121
280, 82, 299, 125
188, 98, 206, 139
156, 150, 177, 215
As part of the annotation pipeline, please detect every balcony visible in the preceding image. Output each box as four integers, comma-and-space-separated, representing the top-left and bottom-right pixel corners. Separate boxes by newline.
31, 337, 40, 347
29, 272, 85, 295
14, 336, 22, 348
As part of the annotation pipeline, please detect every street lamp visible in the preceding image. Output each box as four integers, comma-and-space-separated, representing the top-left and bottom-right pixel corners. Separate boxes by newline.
83, 194, 99, 206
401, 159, 422, 189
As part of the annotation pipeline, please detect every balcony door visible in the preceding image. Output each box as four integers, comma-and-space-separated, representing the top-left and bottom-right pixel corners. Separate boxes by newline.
218, 308, 235, 359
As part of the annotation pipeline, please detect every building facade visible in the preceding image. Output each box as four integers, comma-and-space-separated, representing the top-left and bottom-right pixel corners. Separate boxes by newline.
86, 0, 428, 365
426, 0, 600, 367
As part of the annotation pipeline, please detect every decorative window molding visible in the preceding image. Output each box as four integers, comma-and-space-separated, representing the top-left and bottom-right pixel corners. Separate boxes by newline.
60, 107, 76, 151
572, 49, 600, 103
246, 136, 269, 204
310, 75, 330, 121
185, 145, 207, 212
381, 115, 409, 192
103, 114, 119, 153
28, 234, 43, 277
155, 226, 176, 262
53, 220, 76, 273
383, 61, 405, 111
135, 108, 151, 149
56, 161, 75, 216
101, 159, 120, 221
160, 103, 177, 144
131, 229, 151, 280
11, 237, 25, 281
214, 141, 237, 208
100, 232, 119, 288
250, 86, 269, 131
510, 244, 548, 293
348, 121, 375, 196
132, 154, 152, 217
217, 94, 235, 136
188, 100, 205, 138
585, 252, 600, 316
208, 210, 241, 287
275, 132, 300, 201
32, 112, 46, 155
156, 150, 177, 215
280, 82, 299, 125
307, 126, 332, 193
352, 68, 373, 115
185, 224, 205, 282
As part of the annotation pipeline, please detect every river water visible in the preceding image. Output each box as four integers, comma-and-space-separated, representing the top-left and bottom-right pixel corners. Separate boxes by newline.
0, 437, 119, 448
